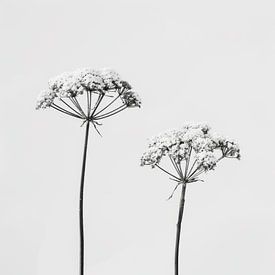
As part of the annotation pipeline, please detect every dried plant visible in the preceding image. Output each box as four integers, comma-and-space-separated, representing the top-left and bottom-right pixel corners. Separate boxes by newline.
36, 68, 141, 275
141, 123, 240, 275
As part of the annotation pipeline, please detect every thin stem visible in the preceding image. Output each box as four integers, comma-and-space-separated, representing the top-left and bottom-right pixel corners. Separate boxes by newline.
69, 97, 81, 114
86, 91, 90, 117
51, 104, 82, 119
94, 105, 127, 120
79, 121, 90, 275
59, 98, 83, 117
89, 91, 92, 115
94, 104, 126, 119
184, 148, 192, 178
94, 93, 121, 116
74, 97, 87, 118
90, 93, 104, 118
188, 169, 204, 181
175, 183, 187, 275
155, 164, 181, 181
187, 156, 225, 181
178, 161, 184, 179
187, 159, 197, 178
167, 182, 181, 200
91, 121, 102, 137
169, 156, 181, 176
187, 164, 201, 179
69, 97, 86, 118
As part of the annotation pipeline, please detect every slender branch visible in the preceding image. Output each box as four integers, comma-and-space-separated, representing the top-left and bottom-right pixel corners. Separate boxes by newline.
51, 105, 72, 117
51, 104, 82, 119
167, 182, 181, 200
90, 93, 104, 118
89, 91, 92, 115
188, 169, 204, 181
51, 104, 72, 115
155, 164, 181, 181
187, 159, 197, 178
187, 156, 225, 181
169, 156, 181, 176
86, 91, 90, 117
74, 97, 87, 118
169, 177, 183, 184
69, 97, 83, 113
178, 161, 184, 179
69, 97, 86, 118
184, 148, 192, 178
94, 105, 127, 120
97, 106, 128, 119
187, 166, 201, 180
94, 94, 121, 116
59, 98, 84, 117
91, 121, 102, 137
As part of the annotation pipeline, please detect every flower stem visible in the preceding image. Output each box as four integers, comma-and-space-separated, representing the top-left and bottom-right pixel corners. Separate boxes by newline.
79, 121, 90, 275
175, 183, 187, 275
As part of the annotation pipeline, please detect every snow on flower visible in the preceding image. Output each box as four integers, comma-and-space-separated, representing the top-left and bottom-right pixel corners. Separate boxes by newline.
141, 123, 240, 180
36, 68, 141, 110
195, 151, 217, 170
36, 90, 56, 109
121, 90, 142, 107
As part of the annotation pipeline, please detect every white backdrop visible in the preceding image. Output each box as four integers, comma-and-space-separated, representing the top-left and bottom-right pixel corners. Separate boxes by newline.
1, 0, 275, 274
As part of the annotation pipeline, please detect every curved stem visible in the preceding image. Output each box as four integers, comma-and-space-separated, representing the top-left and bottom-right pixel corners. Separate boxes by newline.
175, 183, 187, 275
79, 121, 90, 275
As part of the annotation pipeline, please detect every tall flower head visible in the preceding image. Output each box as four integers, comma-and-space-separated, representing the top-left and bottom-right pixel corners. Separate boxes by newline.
36, 68, 141, 129
141, 123, 240, 185
37, 68, 141, 275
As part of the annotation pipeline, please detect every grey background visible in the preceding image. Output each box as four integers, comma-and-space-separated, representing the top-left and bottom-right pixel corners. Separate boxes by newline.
1, 0, 274, 274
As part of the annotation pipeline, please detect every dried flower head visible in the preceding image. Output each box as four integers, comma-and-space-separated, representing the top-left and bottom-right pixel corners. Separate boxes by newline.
141, 123, 240, 187
36, 68, 141, 127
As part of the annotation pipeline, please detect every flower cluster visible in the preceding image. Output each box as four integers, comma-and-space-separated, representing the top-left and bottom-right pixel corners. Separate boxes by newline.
36, 90, 56, 109
141, 123, 240, 172
121, 90, 142, 107
36, 68, 141, 110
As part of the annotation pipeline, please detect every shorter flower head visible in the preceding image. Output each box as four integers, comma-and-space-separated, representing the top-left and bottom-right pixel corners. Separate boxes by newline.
141, 123, 240, 181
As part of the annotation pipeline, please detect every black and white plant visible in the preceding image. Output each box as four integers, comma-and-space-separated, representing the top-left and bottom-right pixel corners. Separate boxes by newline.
36, 68, 141, 275
141, 123, 240, 275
